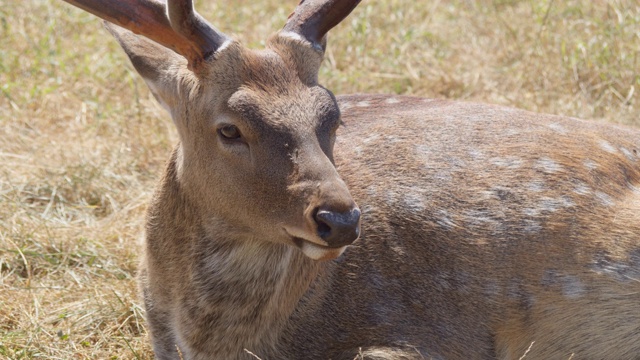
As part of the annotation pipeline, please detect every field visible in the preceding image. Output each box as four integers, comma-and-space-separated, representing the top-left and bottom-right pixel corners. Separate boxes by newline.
1, 0, 639, 358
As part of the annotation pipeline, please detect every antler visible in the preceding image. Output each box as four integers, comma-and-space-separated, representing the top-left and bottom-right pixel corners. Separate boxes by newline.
283, 0, 361, 49
62, 0, 229, 67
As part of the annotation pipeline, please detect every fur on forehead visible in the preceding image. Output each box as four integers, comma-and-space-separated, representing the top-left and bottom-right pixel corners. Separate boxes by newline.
239, 49, 306, 95
192, 38, 320, 98
227, 82, 337, 129
217, 39, 336, 128
265, 31, 326, 85
185, 27, 326, 98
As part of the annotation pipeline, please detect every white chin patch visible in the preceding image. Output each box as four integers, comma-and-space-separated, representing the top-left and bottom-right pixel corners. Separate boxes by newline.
299, 241, 347, 261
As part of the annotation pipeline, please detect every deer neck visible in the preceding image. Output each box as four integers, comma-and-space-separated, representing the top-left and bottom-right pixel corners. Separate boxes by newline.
188, 233, 322, 357
150, 147, 326, 358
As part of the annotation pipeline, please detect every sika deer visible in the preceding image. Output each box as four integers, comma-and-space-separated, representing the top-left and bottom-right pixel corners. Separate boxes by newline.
61, 0, 640, 359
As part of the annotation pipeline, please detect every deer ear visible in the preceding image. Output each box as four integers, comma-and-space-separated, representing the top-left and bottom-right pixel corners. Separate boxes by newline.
105, 22, 184, 112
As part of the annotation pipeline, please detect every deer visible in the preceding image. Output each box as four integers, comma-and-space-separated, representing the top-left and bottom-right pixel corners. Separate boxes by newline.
59, 0, 640, 359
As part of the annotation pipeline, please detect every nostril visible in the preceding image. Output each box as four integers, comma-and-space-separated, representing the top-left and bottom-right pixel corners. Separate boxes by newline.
313, 208, 361, 246
314, 209, 333, 240
316, 217, 332, 239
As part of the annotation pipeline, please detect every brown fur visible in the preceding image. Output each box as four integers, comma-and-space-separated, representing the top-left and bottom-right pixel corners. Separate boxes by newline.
88, 7, 640, 360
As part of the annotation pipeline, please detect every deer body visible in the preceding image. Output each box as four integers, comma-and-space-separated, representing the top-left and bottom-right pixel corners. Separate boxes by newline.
141, 93, 640, 359
60, 0, 640, 359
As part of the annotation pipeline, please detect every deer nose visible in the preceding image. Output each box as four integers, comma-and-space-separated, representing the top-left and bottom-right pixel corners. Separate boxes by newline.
314, 207, 361, 247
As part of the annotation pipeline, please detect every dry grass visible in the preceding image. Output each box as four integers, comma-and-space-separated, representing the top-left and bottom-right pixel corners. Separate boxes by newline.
1, 0, 638, 358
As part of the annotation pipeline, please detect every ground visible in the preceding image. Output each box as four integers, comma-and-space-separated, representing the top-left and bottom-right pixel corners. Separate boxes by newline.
1, 0, 638, 358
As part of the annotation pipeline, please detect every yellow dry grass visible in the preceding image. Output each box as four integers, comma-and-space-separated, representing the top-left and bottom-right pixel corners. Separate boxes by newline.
1, 0, 638, 358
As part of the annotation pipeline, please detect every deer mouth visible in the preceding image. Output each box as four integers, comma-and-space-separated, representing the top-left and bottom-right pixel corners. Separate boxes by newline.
284, 228, 348, 261
291, 236, 348, 261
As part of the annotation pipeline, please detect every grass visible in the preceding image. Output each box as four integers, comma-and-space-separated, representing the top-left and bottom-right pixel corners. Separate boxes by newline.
1, 0, 638, 358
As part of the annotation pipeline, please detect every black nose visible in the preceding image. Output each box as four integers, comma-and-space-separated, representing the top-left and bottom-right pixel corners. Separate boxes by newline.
314, 207, 361, 247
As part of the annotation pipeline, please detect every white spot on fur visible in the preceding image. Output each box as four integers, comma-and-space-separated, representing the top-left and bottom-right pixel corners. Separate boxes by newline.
524, 219, 542, 233
432, 170, 453, 182
434, 271, 470, 292
384, 190, 398, 206
559, 196, 577, 207
574, 182, 591, 195
478, 189, 495, 200
527, 180, 545, 192
591, 258, 640, 283
506, 278, 525, 300
362, 134, 380, 144
464, 209, 499, 231
384, 97, 400, 104
465, 210, 493, 224
451, 157, 467, 168
490, 156, 524, 169
535, 157, 562, 173
583, 159, 598, 170
504, 128, 520, 136
595, 191, 614, 207
468, 149, 485, 160
385, 135, 401, 143
402, 191, 426, 213
340, 101, 353, 110
484, 280, 501, 297
538, 196, 575, 212
548, 123, 568, 134
436, 209, 454, 230
386, 186, 431, 211
599, 139, 618, 154
542, 270, 584, 299
356, 101, 370, 107
562, 275, 585, 299
620, 147, 636, 161
415, 144, 431, 156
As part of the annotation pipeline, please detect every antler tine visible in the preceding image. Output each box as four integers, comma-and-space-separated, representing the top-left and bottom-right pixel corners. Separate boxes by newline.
166, 0, 230, 61
62, 0, 229, 68
283, 0, 362, 50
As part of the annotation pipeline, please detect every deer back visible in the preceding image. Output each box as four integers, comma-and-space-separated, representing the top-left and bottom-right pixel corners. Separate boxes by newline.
323, 94, 640, 358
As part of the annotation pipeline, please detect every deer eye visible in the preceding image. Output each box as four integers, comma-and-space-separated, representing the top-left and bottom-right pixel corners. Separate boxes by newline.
218, 124, 241, 140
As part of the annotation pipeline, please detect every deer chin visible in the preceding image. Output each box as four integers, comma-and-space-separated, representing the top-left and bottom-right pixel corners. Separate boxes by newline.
293, 237, 348, 261
283, 227, 348, 261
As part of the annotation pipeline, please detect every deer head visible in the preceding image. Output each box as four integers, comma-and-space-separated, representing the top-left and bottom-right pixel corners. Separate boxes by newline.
64, 0, 362, 260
